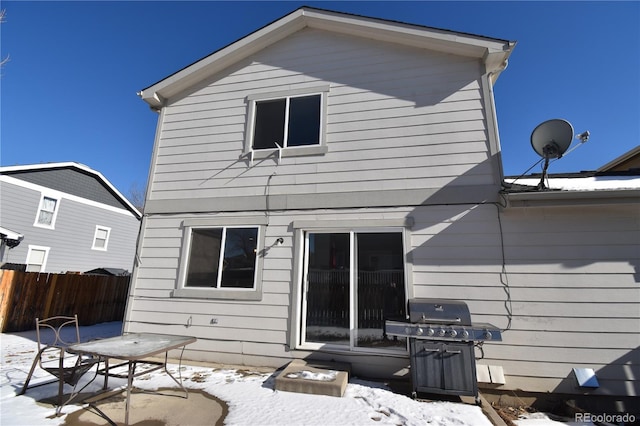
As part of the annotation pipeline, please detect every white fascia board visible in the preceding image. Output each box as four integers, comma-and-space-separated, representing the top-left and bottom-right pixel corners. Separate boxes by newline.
139, 7, 515, 108
0, 161, 80, 173
506, 188, 640, 207
0, 226, 23, 240
303, 8, 512, 59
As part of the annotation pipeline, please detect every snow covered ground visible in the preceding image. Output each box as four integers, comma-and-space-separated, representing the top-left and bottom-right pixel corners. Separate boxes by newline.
1, 321, 589, 425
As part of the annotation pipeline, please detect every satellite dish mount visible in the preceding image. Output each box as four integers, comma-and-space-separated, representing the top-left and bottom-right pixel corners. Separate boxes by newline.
530, 119, 574, 190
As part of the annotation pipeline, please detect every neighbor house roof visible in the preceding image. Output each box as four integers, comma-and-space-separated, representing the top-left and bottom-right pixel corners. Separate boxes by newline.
597, 145, 640, 172
138, 6, 516, 109
0, 162, 142, 219
84, 267, 130, 276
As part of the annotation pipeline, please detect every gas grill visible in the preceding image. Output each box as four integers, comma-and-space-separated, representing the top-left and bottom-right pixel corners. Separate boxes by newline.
385, 298, 502, 403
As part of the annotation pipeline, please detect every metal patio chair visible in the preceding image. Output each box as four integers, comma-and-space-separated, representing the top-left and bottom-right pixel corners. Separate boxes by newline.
18, 314, 102, 414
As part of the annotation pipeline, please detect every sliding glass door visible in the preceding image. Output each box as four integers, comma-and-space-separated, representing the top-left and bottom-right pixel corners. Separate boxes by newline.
301, 230, 407, 351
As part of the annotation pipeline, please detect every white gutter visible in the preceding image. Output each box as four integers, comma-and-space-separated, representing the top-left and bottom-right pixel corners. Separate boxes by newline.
505, 188, 640, 207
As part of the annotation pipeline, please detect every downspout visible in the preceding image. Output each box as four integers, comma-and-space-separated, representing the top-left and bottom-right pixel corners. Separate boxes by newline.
482, 58, 509, 187
123, 93, 166, 334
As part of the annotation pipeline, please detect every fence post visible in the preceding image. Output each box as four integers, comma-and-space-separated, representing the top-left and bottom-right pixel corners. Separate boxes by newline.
0, 270, 16, 333
42, 273, 56, 320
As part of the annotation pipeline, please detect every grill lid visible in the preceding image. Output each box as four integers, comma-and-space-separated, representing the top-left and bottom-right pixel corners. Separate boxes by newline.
408, 298, 472, 325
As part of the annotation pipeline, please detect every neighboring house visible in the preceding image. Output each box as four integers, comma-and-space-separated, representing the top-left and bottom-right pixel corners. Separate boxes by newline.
597, 144, 640, 173
125, 6, 639, 402
0, 162, 141, 273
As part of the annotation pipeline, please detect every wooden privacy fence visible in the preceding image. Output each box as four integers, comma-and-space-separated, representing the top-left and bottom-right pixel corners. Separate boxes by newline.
0, 270, 130, 333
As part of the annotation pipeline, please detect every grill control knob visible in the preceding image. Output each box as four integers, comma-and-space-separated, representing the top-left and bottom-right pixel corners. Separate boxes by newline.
404, 327, 411, 335
449, 329, 457, 338
484, 330, 493, 340
437, 328, 446, 337
416, 327, 424, 336
460, 329, 470, 339
426, 327, 435, 337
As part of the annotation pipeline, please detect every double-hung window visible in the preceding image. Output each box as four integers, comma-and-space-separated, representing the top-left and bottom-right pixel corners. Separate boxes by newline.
92, 226, 111, 251
34, 195, 59, 228
174, 218, 267, 300
244, 85, 329, 158
26, 245, 49, 272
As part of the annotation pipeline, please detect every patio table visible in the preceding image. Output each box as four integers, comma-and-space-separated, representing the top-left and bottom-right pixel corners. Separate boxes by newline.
67, 333, 196, 425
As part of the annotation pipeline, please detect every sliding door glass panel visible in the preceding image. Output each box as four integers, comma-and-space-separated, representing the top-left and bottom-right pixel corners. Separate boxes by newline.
355, 232, 407, 350
304, 233, 350, 345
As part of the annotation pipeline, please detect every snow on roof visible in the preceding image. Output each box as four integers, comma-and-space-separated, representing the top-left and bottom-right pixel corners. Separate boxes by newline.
505, 174, 640, 192
503, 171, 640, 207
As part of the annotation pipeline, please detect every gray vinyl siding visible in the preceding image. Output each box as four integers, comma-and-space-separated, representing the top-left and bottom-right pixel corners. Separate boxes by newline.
126, 202, 638, 395
126, 207, 415, 373
148, 28, 495, 207
0, 179, 139, 273
0, 181, 38, 268
491, 204, 639, 395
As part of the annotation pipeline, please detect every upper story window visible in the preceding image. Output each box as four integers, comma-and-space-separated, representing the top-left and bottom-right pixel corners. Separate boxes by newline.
253, 95, 321, 150
34, 195, 59, 229
244, 85, 330, 160
92, 226, 111, 251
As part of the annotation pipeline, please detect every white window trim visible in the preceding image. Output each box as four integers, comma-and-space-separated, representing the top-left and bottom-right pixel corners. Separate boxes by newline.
26, 245, 50, 273
172, 217, 268, 301
292, 223, 413, 356
33, 194, 60, 229
92, 225, 111, 251
242, 85, 330, 161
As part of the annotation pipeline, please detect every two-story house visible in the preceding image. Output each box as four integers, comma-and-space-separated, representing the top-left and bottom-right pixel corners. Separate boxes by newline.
0, 162, 141, 273
125, 7, 639, 404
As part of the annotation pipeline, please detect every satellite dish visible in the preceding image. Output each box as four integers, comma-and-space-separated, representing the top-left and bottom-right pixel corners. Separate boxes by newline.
530, 119, 574, 159
530, 119, 574, 190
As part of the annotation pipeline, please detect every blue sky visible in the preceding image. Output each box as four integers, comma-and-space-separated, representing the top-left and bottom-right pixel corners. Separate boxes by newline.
1, 1, 638, 199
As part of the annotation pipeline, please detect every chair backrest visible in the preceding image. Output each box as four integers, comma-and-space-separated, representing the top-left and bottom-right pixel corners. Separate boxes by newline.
35, 315, 81, 352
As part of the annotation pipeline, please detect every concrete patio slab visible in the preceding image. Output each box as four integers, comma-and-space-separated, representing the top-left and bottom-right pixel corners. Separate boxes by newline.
274, 359, 350, 397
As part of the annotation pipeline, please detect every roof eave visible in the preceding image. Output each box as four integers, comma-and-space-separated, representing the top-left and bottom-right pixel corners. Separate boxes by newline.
0, 226, 24, 241
138, 7, 515, 109
138, 8, 307, 109
505, 188, 640, 208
